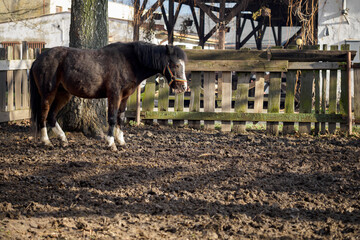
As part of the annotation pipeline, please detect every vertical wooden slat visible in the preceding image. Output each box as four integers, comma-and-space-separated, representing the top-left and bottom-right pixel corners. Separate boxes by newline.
0, 71, 6, 112
266, 72, 281, 135
314, 70, 320, 134
173, 91, 184, 127
328, 45, 338, 133
6, 71, 14, 111
203, 71, 215, 130
254, 72, 264, 113
321, 44, 328, 134
340, 44, 349, 133
14, 45, 21, 60
22, 70, 29, 109
14, 70, 22, 110
233, 72, 250, 133
221, 71, 232, 132
127, 90, 137, 122
158, 78, 169, 125
298, 70, 313, 134
142, 76, 156, 125
283, 70, 296, 134
189, 71, 201, 129
354, 67, 360, 124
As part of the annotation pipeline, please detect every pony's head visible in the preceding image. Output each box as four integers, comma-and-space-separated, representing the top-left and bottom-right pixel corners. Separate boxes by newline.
163, 45, 188, 93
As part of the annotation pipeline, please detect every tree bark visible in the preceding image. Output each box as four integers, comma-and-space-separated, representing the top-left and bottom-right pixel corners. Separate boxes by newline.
58, 0, 108, 137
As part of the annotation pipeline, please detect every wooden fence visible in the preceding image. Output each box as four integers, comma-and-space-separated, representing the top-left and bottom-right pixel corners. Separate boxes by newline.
126, 45, 359, 135
1, 44, 359, 136
0, 45, 36, 122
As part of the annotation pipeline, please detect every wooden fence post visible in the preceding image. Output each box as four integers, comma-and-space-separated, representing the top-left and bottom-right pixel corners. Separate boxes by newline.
142, 76, 156, 125
328, 45, 338, 133
221, 71, 232, 132
158, 77, 169, 126
189, 71, 201, 129
266, 72, 281, 135
173, 88, 185, 127
321, 44, 328, 134
283, 70, 296, 134
354, 63, 360, 125
298, 70, 314, 134
233, 72, 250, 133
340, 44, 350, 133
203, 71, 215, 130
254, 72, 264, 114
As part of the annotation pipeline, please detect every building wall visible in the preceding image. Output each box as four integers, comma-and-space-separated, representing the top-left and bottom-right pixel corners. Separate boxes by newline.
0, 0, 50, 23
318, 0, 360, 62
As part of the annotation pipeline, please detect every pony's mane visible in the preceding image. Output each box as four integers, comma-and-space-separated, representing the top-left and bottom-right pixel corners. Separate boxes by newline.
131, 41, 187, 71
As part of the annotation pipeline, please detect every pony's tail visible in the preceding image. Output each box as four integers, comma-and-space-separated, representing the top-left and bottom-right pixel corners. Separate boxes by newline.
29, 66, 41, 138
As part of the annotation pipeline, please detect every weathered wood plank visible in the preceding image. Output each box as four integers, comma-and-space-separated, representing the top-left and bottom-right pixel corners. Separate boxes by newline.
184, 49, 356, 62
266, 72, 281, 135
339, 44, 349, 133
0, 109, 31, 123
0, 71, 6, 111
186, 60, 288, 72
314, 70, 320, 134
14, 70, 22, 110
203, 71, 215, 130
254, 73, 264, 113
22, 70, 29, 109
173, 91, 185, 127
126, 89, 137, 122
126, 111, 346, 123
7, 70, 14, 111
320, 44, 328, 134
288, 62, 339, 70
221, 71, 232, 132
158, 78, 169, 125
233, 72, 250, 133
354, 68, 360, 124
299, 70, 313, 134
189, 71, 201, 129
283, 70, 296, 134
328, 45, 338, 133
142, 76, 156, 125
0, 60, 33, 71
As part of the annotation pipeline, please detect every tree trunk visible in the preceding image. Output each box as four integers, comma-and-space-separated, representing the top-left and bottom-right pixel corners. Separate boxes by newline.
58, 0, 108, 137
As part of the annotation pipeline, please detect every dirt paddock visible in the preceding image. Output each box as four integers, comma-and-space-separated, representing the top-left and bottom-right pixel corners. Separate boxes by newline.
0, 121, 359, 239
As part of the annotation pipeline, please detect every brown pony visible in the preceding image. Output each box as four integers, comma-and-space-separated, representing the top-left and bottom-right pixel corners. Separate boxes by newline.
30, 41, 187, 150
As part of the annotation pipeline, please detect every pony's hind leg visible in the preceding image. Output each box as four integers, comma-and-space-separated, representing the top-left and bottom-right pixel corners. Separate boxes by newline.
47, 89, 72, 146
39, 97, 54, 146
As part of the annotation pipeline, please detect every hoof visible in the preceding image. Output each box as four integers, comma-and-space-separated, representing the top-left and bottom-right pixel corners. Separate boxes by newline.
109, 144, 117, 152
118, 140, 126, 146
42, 140, 53, 147
61, 141, 69, 147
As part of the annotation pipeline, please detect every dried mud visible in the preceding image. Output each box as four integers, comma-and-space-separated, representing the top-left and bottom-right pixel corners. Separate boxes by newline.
0, 121, 359, 239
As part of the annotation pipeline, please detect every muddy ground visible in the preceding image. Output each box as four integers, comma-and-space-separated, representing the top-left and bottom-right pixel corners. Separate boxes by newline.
0, 121, 359, 239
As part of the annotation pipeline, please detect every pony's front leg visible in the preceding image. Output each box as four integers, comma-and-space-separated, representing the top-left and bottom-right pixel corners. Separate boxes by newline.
115, 97, 129, 146
106, 96, 120, 151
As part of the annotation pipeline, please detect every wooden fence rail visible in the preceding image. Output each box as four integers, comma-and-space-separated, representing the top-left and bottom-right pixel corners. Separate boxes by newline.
126, 45, 359, 135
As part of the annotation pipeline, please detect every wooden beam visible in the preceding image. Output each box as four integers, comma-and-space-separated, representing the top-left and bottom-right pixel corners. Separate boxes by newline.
140, 0, 165, 23
190, 4, 200, 36
126, 111, 346, 123
184, 49, 356, 62
196, 2, 221, 23
186, 60, 288, 72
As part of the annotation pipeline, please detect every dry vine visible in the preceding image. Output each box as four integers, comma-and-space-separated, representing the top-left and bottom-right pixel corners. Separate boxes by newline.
287, 0, 318, 45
